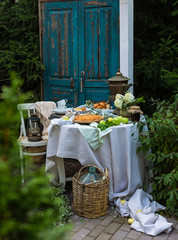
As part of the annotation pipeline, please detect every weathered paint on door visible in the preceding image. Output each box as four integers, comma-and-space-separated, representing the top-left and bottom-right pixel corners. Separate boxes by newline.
40, 0, 119, 107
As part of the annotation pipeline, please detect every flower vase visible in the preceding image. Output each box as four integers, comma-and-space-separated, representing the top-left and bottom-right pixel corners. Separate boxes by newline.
119, 109, 131, 118
113, 108, 120, 115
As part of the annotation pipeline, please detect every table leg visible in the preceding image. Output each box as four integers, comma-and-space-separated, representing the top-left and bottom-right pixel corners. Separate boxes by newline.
55, 157, 66, 188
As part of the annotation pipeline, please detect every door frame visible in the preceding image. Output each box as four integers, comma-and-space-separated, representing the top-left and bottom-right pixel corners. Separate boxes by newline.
38, 0, 134, 98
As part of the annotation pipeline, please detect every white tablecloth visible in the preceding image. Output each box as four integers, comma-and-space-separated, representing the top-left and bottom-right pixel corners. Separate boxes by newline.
46, 122, 147, 201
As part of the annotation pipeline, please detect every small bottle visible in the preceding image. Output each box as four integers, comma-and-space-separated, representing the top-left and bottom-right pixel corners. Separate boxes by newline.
80, 167, 101, 184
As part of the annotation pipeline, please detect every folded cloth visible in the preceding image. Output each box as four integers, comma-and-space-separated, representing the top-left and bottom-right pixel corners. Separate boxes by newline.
114, 189, 173, 236
75, 123, 112, 150
58, 117, 73, 125
48, 118, 73, 136
35, 101, 56, 140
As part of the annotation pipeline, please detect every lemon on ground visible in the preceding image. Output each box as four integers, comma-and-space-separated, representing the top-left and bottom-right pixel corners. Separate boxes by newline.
128, 218, 135, 224
120, 200, 126, 204
136, 210, 142, 214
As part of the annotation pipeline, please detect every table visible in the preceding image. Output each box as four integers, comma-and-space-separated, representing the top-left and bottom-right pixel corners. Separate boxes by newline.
46, 122, 147, 201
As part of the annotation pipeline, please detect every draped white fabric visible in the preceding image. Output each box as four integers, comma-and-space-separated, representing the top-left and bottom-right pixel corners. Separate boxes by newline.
46, 122, 173, 236
114, 189, 173, 236
46, 122, 146, 201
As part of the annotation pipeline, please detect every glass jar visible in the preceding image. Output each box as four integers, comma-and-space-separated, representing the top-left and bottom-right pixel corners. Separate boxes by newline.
127, 106, 143, 122
80, 166, 101, 184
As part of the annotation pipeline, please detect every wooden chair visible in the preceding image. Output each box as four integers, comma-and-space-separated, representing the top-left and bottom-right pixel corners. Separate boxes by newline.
17, 103, 48, 183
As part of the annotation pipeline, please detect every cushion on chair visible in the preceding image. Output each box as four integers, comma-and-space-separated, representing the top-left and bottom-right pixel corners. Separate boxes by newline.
34, 101, 56, 140
18, 136, 47, 147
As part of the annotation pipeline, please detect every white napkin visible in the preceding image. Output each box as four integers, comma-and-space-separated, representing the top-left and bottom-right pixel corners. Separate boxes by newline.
114, 189, 173, 236
48, 117, 73, 136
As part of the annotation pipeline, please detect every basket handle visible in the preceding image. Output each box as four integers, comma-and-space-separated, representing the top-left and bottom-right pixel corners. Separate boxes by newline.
105, 168, 109, 179
104, 168, 109, 183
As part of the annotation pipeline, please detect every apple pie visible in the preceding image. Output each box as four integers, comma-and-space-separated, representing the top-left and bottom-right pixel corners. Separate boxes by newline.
73, 114, 104, 124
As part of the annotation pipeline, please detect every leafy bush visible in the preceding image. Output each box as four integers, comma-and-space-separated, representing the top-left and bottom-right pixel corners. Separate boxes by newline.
0, 72, 72, 240
0, 0, 44, 98
137, 93, 178, 215
48, 183, 73, 225
134, 0, 178, 115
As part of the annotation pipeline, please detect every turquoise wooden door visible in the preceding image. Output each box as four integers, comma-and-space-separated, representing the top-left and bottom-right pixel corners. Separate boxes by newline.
41, 0, 119, 107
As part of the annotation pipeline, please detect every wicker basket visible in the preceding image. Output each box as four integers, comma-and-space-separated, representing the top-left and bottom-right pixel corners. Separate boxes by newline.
72, 165, 109, 218
25, 146, 46, 164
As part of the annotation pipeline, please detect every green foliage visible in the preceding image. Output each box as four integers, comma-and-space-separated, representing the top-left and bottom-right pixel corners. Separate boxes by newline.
48, 183, 73, 225
0, 72, 31, 156
137, 93, 178, 215
134, 0, 178, 115
0, 0, 44, 98
0, 73, 72, 240
85, 100, 94, 108
97, 119, 115, 131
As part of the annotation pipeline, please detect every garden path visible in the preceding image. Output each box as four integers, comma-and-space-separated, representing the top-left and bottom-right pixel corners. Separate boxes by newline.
67, 206, 177, 240
65, 182, 177, 240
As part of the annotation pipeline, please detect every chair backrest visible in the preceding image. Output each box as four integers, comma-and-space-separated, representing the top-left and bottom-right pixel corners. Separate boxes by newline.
17, 103, 36, 137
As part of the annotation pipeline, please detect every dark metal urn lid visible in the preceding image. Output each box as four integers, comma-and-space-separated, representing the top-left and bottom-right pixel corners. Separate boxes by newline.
108, 69, 130, 82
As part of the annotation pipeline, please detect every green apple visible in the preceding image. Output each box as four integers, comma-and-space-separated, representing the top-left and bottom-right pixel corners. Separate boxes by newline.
121, 117, 129, 124
108, 117, 113, 122
99, 120, 105, 125
113, 116, 122, 125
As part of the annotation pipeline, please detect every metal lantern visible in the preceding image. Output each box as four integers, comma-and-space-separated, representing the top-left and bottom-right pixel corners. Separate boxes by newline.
27, 113, 42, 142
108, 69, 132, 101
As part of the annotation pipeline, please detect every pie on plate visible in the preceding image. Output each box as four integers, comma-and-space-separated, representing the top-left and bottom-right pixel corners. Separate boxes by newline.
74, 107, 91, 113
73, 114, 104, 124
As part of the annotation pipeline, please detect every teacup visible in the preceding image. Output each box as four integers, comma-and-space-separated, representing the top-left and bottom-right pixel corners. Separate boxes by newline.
57, 99, 68, 111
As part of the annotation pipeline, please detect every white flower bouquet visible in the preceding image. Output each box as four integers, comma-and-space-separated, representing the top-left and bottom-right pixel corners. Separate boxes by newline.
114, 91, 145, 110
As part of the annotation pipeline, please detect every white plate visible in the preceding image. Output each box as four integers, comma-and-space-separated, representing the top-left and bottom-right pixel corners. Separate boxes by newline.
93, 108, 110, 116
52, 108, 68, 114
74, 107, 91, 112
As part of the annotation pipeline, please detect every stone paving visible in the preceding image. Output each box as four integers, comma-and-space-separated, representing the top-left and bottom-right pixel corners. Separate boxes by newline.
66, 207, 177, 240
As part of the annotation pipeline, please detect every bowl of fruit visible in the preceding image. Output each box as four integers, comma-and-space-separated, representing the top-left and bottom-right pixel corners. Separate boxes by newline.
93, 102, 111, 115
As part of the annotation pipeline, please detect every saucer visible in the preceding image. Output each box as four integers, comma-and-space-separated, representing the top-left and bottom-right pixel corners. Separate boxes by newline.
52, 108, 67, 114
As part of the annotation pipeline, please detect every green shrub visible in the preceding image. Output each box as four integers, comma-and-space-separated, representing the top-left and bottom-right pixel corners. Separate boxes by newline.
0, 72, 72, 240
137, 93, 178, 215
134, 0, 178, 115
0, 0, 44, 98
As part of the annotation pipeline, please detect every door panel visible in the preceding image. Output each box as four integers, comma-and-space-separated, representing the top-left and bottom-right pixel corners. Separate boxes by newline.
86, 89, 111, 103
42, 2, 78, 107
49, 10, 72, 77
78, 0, 119, 105
84, 7, 110, 79
41, 0, 119, 106
49, 86, 75, 106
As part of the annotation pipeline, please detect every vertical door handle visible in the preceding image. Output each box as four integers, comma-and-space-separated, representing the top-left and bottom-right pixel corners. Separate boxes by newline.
80, 71, 85, 93
70, 77, 77, 106
71, 77, 74, 91
80, 77, 83, 93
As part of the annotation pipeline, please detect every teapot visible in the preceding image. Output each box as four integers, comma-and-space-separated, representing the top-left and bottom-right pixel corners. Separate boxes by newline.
108, 69, 132, 101
57, 99, 68, 111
